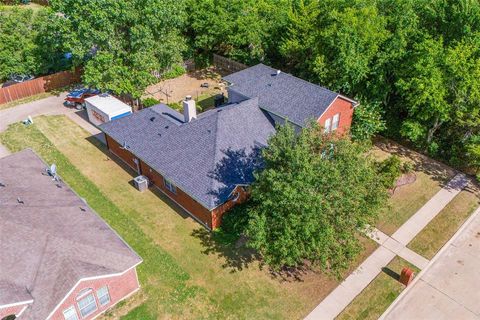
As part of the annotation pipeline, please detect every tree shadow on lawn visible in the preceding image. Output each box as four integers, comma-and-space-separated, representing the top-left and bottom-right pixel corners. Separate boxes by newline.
374, 136, 456, 188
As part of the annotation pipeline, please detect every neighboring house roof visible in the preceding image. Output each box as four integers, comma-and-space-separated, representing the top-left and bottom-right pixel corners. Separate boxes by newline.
100, 99, 276, 210
224, 64, 347, 126
0, 149, 142, 319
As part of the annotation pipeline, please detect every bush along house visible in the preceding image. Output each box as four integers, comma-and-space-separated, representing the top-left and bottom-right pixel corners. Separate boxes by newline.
99, 64, 358, 230
0, 150, 142, 320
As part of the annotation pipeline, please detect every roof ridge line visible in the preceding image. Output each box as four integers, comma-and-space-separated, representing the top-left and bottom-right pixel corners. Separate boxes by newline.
208, 112, 222, 208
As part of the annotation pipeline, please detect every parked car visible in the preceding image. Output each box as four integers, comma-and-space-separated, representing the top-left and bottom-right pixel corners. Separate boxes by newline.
64, 87, 101, 109
1, 74, 34, 88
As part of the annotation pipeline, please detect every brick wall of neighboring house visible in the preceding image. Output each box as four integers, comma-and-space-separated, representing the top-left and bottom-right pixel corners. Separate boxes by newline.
0, 303, 29, 318
105, 134, 247, 230
49, 267, 139, 320
317, 97, 355, 135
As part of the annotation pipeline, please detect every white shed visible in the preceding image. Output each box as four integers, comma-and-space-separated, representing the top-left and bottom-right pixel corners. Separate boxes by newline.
85, 94, 132, 126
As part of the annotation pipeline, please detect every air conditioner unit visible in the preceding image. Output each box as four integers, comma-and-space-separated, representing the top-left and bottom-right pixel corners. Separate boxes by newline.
133, 175, 149, 192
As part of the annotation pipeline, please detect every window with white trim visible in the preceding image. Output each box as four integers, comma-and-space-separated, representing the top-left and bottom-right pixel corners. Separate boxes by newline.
77, 292, 97, 318
63, 306, 79, 320
324, 118, 332, 133
96, 286, 111, 306
164, 178, 177, 194
332, 113, 340, 130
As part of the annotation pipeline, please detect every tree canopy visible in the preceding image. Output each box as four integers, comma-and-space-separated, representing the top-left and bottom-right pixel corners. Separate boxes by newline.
49, 0, 187, 98
243, 124, 388, 273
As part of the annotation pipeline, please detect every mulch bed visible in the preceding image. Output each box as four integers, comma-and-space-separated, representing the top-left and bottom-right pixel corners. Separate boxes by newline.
390, 172, 417, 194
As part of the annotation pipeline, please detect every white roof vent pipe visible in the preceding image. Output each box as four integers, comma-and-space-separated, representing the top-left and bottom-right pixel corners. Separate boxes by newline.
276, 70, 281, 75
183, 95, 197, 123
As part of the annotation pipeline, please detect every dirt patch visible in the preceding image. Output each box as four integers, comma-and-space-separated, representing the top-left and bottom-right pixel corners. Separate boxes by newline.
144, 69, 225, 105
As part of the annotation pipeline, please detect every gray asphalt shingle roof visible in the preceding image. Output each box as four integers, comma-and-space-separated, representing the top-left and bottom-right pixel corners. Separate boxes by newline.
100, 98, 276, 210
223, 64, 341, 126
0, 149, 142, 319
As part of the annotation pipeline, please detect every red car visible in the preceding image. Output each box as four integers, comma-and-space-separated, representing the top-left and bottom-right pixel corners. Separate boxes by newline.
64, 87, 100, 109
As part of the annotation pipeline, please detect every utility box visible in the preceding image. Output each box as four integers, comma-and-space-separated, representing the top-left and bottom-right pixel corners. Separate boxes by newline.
400, 267, 415, 286
133, 175, 149, 192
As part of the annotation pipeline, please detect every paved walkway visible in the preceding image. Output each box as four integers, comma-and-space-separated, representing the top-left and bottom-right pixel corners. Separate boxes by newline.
305, 173, 469, 320
381, 206, 480, 320
368, 228, 429, 270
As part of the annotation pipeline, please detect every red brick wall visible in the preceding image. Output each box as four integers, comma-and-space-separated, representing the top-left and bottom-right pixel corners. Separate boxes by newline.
212, 186, 249, 229
0, 304, 29, 318
106, 135, 139, 170
139, 161, 215, 229
317, 97, 354, 135
49, 267, 139, 320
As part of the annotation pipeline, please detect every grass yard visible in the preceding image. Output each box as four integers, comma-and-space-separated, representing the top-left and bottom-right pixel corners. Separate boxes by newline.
373, 137, 456, 235
0, 115, 378, 319
337, 256, 420, 320
407, 184, 480, 259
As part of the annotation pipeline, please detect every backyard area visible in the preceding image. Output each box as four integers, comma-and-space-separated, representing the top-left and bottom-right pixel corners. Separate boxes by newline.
0, 115, 377, 319
144, 68, 225, 112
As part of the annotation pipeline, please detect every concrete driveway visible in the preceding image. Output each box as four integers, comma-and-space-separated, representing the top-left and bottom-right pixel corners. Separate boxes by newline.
381, 206, 480, 320
0, 93, 102, 141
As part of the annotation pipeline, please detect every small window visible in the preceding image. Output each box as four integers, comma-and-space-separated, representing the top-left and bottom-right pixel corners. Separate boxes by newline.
324, 118, 332, 133
96, 286, 111, 306
164, 178, 177, 194
63, 306, 79, 320
332, 113, 340, 130
77, 293, 97, 318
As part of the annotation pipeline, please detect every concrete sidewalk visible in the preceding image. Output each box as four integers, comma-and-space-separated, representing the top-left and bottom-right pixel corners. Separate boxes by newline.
305, 174, 469, 320
381, 206, 480, 320
368, 228, 429, 270
392, 174, 468, 245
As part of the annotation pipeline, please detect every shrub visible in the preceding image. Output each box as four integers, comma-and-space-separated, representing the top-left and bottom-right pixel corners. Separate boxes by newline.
378, 155, 402, 189
161, 63, 186, 80
168, 102, 182, 111
142, 97, 160, 108
402, 161, 414, 173
221, 202, 250, 237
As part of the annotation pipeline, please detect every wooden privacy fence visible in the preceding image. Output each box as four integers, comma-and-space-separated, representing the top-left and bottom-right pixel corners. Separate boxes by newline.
0, 69, 82, 105
213, 54, 248, 75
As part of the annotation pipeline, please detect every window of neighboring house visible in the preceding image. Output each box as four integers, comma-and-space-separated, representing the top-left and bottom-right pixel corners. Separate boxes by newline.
96, 286, 111, 306
324, 118, 332, 133
63, 306, 79, 320
332, 113, 340, 131
77, 292, 97, 318
164, 178, 177, 194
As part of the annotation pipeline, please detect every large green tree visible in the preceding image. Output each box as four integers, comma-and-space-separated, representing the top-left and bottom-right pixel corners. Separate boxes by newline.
50, 0, 186, 98
244, 124, 388, 274
187, 0, 290, 65
0, 7, 37, 81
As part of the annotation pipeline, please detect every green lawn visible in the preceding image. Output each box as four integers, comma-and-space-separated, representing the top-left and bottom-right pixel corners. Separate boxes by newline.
0, 115, 377, 319
373, 138, 456, 235
337, 256, 420, 320
408, 185, 480, 259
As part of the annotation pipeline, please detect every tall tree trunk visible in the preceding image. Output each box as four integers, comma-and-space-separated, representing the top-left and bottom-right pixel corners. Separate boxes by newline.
425, 115, 442, 151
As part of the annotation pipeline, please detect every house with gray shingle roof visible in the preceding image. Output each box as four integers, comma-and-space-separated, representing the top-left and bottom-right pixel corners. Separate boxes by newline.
99, 63, 357, 230
0, 150, 142, 320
